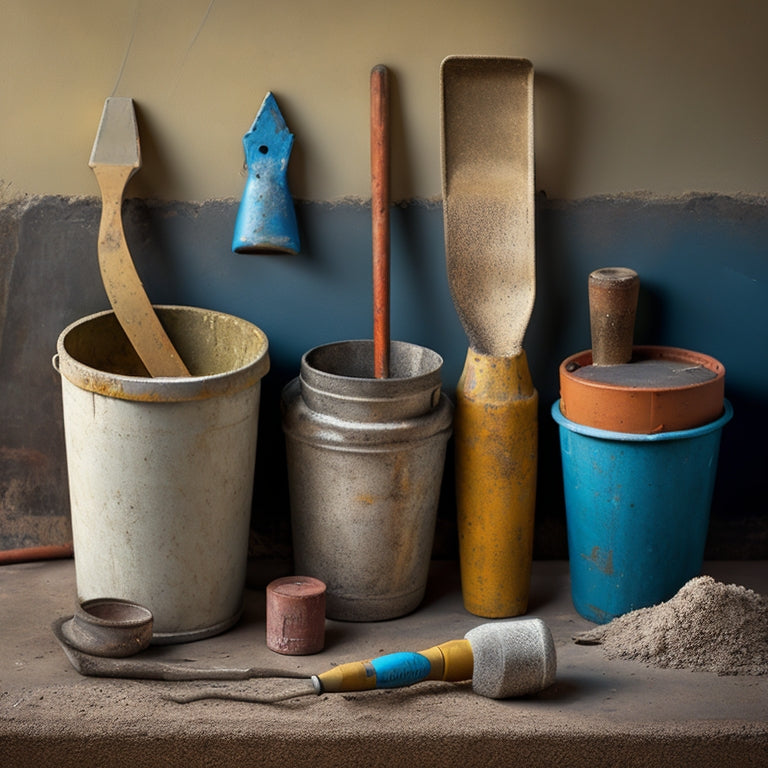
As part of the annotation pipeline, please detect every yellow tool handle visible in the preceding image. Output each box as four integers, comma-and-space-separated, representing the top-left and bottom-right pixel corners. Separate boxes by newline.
418, 638, 475, 682
455, 348, 538, 618
313, 639, 474, 693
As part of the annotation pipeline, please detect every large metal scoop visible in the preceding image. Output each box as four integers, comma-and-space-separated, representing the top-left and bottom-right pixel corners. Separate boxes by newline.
441, 56, 538, 618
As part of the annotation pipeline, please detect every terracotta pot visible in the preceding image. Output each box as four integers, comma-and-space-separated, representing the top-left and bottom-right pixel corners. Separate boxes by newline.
558, 345, 725, 434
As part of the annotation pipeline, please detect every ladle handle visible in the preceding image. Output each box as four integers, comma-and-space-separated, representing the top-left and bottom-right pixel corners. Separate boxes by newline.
588, 267, 639, 366
371, 64, 391, 378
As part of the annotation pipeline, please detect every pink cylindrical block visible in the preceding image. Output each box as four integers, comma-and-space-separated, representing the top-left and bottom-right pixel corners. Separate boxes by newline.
266, 576, 326, 655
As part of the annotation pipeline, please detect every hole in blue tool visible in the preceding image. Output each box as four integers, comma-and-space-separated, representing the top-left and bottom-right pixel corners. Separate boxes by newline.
259, 145, 269, 154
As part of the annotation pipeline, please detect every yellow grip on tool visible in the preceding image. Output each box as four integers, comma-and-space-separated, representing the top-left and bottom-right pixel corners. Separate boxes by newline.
417, 638, 474, 682
315, 659, 379, 693
455, 349, 538, 618
314, 639, 474, 693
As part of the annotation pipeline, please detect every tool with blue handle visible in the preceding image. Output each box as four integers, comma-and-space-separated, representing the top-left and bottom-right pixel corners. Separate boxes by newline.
232, 92, 300, 255
310, 637, 474, 693
169, 618, 557, 703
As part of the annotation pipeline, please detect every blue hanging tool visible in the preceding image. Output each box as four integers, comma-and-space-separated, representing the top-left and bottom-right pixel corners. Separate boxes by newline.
232, 92, 300, 255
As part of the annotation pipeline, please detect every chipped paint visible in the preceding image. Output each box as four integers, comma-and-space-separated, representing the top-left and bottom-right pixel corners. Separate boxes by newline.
581, 546, 614, 576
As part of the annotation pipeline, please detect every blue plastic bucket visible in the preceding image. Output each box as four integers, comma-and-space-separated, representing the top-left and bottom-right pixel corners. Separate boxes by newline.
551, 399, 732, 623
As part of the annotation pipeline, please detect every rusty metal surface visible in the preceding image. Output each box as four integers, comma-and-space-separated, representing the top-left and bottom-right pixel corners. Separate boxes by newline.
371, 65, 391, 378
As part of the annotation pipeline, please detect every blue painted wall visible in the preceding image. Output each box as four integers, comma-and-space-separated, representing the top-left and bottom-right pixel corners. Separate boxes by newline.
0, 193, 766, 556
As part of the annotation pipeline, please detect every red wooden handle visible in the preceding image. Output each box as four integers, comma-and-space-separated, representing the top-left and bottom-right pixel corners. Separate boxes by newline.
588, 267, 639, 366
371, 64, 390, 378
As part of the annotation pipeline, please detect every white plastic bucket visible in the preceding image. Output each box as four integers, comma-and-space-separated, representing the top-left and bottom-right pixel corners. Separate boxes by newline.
54, 306, 269, 644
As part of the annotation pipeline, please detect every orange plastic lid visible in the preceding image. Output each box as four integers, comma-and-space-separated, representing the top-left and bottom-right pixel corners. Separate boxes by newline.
559, 345, 725, 434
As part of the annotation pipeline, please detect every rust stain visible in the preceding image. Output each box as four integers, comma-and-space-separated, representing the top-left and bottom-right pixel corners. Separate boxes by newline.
581, 546, 614, 575
0, 446, 49, 469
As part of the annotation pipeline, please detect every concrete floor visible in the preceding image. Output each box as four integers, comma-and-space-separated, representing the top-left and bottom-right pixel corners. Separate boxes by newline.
1, 559, 766, 767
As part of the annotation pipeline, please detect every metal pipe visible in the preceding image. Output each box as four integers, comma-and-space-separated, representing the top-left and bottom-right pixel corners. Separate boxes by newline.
371, 64, 391, 379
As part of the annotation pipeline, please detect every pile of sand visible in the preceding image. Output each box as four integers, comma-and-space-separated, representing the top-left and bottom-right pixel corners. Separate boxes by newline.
573, 575, 768, 675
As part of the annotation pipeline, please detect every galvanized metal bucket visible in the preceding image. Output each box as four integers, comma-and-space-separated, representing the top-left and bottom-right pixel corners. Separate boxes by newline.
281, 340, 453, 621
54, 306, 269, 643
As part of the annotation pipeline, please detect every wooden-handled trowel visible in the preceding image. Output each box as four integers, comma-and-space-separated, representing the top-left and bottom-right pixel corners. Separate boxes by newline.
441, 56, 538, 618
89, 97, 189, 377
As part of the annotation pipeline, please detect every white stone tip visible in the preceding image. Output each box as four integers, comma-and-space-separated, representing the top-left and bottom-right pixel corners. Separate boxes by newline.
466, 618, 557, 699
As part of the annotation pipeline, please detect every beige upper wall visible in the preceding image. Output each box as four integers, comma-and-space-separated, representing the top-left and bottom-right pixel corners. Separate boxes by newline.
2, 0, 766, 202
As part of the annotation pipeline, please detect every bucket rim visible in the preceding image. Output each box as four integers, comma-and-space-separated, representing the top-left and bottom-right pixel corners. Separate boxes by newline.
551, 398, 733, 441
55, 305, 269, 403
300, 339, 444, 385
